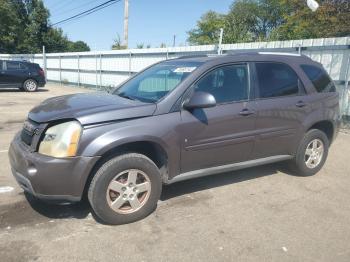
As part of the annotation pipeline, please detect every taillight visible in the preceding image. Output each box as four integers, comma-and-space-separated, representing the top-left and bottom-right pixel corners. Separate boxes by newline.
38, 68, 45, 77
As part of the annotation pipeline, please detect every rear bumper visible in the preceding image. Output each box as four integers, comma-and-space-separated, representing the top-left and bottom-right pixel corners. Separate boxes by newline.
8, 133, 100, 202
38, 81, 46, 87
37, 77, 46, 87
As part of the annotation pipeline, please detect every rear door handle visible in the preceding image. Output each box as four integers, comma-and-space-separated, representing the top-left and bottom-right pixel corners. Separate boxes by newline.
239, 108, 255, 116
296, 101, 306, 108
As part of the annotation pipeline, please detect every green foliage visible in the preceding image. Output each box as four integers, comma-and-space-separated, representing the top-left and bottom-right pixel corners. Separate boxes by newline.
188, 11, 226, 45
68, 41, 90, 52
136, 43, 145, 49
0, 0, 90, 53
270, 0, 350, 40
0, 0, 21, 53
112, 34, 126, 50
188, 0, 350, 45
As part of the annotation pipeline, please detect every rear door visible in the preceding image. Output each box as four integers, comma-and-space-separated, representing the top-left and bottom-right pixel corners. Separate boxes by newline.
2, 61, 28, 86
179, 63, 256, 173
252, 62, 309, 159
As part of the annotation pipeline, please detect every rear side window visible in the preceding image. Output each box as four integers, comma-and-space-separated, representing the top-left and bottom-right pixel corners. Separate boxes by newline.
255, 62, 300, 98
301, 65, 336, 93
6, 61, 27, 70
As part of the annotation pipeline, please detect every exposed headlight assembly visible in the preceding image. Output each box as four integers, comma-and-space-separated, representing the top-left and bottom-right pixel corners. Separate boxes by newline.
38, 121, 82, 158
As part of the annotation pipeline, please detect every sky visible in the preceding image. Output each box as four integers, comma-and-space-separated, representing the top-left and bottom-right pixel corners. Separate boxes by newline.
43, 0, 233, 50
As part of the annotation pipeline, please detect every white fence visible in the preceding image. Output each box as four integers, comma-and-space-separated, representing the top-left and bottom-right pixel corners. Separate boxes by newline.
1, 37, 350, 117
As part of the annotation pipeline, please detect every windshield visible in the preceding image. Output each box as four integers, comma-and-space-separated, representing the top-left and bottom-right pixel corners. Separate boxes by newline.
113, 61, 202, 103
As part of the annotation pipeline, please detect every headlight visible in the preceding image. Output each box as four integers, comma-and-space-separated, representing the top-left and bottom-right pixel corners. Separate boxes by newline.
38, 121, 82, 158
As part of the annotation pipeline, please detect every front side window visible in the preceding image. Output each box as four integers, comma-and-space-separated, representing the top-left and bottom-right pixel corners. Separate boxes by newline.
114, 61, 202, 103
194, 64, 249, 104
256, 62, 300, 98
301, 64, 336, 93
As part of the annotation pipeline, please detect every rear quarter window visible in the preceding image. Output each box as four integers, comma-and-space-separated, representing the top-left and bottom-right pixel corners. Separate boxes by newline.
301, 64, 336, 93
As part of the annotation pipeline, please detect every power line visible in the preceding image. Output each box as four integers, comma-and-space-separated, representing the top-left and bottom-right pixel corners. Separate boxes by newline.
55, 1, 121, 27
51, 0, 101, 19
51, 0, 121, 26
49, 0, 73, 12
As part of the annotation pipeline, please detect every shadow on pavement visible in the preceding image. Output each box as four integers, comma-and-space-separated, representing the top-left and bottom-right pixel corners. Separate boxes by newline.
24, 193, 91, 220
0, 162, 293, 228
0, 88, 49, 92
160, 162, 288, 201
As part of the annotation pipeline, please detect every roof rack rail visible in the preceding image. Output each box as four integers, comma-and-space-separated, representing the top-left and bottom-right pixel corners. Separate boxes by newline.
226, 51, 259, 55
177, 54, 209, 59
258, 52, 301, 57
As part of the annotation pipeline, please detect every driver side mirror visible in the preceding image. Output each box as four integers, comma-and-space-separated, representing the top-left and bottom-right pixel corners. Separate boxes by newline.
183, 91, 216, 110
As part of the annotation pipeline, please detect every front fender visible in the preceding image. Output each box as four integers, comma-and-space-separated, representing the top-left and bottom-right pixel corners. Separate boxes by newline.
78, 113, 182, 178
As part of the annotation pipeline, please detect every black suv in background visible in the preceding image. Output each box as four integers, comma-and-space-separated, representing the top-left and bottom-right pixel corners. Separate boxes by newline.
9, 53, 340, 225
0, 60, 46, 92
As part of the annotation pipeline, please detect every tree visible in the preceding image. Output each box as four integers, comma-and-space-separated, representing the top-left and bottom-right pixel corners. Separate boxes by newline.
0, 0, 90, 53
0, 0, 20, 53
69, 41, 90, 52
43, 28, 70, 53
111, 34, 126, 50
187, 11, 226, 45
136, 43, 144, 49
188, 0, 350, 45
270, 0, 350, 40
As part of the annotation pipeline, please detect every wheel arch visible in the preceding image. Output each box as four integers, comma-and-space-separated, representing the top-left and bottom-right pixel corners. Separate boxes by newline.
82, 139, 170, 200
307, 120, 334, 144
23, 77, 38, 85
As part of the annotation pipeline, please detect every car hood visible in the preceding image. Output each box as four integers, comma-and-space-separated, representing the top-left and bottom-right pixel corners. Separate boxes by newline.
28, 92, 157, 125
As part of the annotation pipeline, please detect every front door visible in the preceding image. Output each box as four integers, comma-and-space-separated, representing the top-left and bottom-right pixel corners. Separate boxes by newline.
179, 63, 256, 173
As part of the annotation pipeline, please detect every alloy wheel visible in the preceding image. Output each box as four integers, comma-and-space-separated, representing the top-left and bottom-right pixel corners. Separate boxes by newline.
304, 138, 324, 169
106, 169, 151, 214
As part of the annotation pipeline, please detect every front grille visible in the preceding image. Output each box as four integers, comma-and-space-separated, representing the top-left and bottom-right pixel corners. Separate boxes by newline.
20, 119, 39, 146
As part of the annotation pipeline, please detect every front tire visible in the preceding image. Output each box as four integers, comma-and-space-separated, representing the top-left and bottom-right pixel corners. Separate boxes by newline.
289, 129, 329, 176
88, 153, 162, 225
23, 79, 38, 92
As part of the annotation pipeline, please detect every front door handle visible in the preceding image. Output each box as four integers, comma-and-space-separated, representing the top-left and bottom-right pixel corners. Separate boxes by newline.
296, 101, 306, 108
239, 108, 255, 116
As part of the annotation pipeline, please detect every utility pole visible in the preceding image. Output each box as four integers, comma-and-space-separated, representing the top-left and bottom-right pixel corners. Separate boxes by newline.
218, 28, 224, 55
42, 45, 47, 80
123, 0, 129, 48
173, 35, 176, 47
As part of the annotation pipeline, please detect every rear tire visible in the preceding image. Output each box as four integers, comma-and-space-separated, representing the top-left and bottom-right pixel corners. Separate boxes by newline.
288, 129, 329, 176
88, 153, 162, 225
23, 79, 38, 92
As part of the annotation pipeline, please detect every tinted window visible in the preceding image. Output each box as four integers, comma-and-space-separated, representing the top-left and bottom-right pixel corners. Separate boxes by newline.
6, 61, 26, 70
301, 64, 336, 92
256, 63, 299, 98
194, 64, 248, 104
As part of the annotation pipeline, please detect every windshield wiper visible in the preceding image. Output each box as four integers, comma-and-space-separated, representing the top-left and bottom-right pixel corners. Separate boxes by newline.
117, 93, 137, 101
